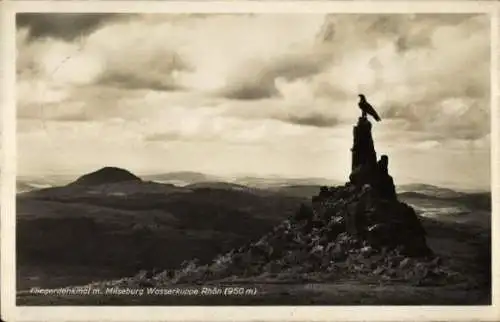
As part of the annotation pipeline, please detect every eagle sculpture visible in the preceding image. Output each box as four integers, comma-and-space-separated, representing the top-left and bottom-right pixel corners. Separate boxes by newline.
358, 94, 381, 122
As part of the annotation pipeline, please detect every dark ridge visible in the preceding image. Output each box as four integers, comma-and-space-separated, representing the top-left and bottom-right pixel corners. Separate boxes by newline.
68, 166, 142, 186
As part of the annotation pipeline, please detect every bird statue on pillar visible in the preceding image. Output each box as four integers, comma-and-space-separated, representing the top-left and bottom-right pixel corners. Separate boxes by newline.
358, 94, 381, 122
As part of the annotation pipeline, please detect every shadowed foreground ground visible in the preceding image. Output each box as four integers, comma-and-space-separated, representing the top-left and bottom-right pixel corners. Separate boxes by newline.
17, 215, 491, 306
16, 280, 489, 306
16, 165, 491, 306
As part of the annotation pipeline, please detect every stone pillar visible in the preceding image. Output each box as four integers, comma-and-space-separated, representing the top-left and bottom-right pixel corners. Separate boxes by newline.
376, 154, 397, 200
351, 117, 377, 172
349, 118, 397, 201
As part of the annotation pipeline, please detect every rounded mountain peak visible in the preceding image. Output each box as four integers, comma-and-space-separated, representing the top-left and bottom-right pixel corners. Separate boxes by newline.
70, 166, 142, 186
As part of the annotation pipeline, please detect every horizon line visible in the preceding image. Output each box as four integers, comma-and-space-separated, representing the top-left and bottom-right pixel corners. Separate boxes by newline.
15, 169, 492, 193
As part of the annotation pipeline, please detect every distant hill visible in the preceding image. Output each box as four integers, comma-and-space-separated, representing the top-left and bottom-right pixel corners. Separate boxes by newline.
142, 171, 221, 186
17, 170, 491, 205
186, 181, 253, 192
233, 176, 341, 189
17, 174, 76, 193
69, 167, 142, 187
16, 169, 304, 290
18, 174, 77, 186
397, 183, 467, 199
270, 184, 324, 198
140, 172, 341, 190
399, 190, 491, 212
17, 182, 53, 194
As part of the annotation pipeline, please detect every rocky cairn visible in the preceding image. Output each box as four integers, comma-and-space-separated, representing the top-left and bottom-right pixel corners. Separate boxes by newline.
126, 116, 457, 288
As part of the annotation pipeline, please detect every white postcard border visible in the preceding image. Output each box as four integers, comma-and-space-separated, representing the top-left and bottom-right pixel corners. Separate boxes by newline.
2, 1, 499, 321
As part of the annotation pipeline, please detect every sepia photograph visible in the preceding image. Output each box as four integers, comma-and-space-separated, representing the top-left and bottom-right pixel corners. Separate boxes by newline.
6, 2, 495, 313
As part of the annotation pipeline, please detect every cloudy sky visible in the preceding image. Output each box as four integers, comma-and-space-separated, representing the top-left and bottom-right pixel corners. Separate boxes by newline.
16, 13, 491, 189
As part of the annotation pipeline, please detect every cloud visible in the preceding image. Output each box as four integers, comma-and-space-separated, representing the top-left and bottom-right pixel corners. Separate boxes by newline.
141, 106, 313, 146
18, 100, 91, 122
305, 14, 489, 138
16, 13, 126, 42
16, 13, 491, 187
17, 13, 489, 118
96, 69, 182, 91
382, 97, 489, 140
219, 49, 334, 100
409, 134, 490, 152
282, 113, 339, 128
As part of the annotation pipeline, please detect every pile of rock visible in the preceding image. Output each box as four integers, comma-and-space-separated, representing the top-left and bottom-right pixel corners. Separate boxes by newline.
151, 181, 450, 286
143, 115, 452, 287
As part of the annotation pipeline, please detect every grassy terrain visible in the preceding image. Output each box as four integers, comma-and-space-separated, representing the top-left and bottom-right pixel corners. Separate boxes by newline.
16, 180, 491, 305
17, 182, 303, 291
17, 281, 489, 306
